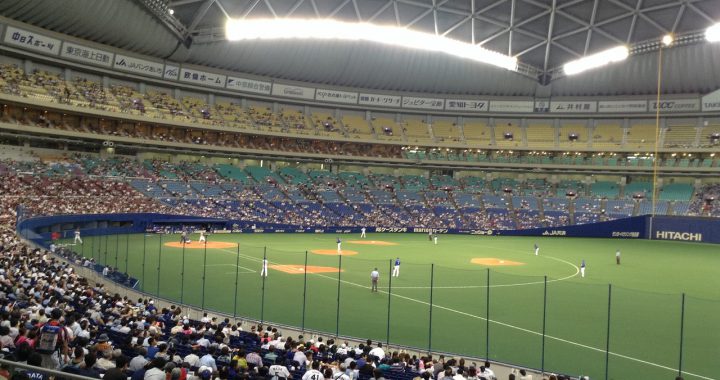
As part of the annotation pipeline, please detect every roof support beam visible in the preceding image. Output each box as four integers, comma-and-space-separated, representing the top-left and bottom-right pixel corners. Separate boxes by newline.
367, 1, 393, 22
287, 0, 307, 16
584, 0, 599, 55
169, 0, 204, 6
471, 0, 475, 44
542, 0, 557, 72
671, 4, 685, 33
186, 0, 216, 33
508, 0, 515, 55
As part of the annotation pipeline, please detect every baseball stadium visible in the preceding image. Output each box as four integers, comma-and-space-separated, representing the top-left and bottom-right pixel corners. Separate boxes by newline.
1, 1, 719, 380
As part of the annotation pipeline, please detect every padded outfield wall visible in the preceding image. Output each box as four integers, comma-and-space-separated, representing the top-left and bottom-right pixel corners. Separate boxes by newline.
15, 212, 720, 244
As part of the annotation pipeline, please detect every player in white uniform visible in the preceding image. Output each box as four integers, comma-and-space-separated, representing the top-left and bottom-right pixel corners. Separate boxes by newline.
360, 227, 366, 238
392, 258, 400, 277
534, 243, 539, 256
580, 259, 586, 278
199, 231, 207, 243
260, 257, 268, 277
73, 229, 83, 245
433, 235, 438, 245
337, 237, 342, 252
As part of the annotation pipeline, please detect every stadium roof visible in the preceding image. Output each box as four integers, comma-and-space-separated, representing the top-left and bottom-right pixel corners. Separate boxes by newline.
1, 0, 719, 97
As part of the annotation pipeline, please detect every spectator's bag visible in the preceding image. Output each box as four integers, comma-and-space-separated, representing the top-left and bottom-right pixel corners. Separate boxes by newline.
36, 324, 63, 354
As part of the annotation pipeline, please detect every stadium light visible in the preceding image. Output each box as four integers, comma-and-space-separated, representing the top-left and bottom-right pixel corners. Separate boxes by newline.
662, 34, 673, 46
707, 23, 720, 42
563, 46, 629, 75
225, 18, 518, 71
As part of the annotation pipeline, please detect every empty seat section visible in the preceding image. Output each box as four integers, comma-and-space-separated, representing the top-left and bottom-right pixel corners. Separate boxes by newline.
494, 120, 522, 148
659, 183, 693, 201
312, 111, 344, 137
371, 116, 404, 141
402, 117, 432, 143
559, 122, 588, 147
525, 123, 555, 148
342, 113, 375, 139
626, 121, 657, 149
591, 181, 619, 198
592, 122, 623, 148
664, 122, 696, 148
431, 118, 461, 142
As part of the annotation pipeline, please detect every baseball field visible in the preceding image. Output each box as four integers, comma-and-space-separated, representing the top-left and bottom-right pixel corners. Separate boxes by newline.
64, 232, 720, 380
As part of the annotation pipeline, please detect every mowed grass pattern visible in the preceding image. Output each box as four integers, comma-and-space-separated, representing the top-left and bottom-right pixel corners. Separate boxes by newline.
66, 233, 720, 380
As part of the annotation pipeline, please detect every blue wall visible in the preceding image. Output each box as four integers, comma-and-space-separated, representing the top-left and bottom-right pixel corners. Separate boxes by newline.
16, 213, 720, 245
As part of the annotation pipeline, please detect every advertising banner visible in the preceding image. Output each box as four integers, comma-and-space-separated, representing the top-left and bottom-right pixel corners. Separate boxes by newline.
3, 25, 61, 55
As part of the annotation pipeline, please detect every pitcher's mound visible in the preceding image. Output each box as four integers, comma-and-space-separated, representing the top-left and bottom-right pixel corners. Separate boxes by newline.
271, 265, 343, 274
164, 241, 237, 249
347, 240, 398, 246
311, 249, 358, 256
471, 258, 524, 266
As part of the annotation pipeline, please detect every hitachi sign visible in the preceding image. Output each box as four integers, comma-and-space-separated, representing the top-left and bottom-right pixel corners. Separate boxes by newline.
655, 231, 702, 241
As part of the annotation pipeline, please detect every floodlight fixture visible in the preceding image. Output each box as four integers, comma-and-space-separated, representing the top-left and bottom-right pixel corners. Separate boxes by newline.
225, 18, 518, 71
662, 34, 673, 46
707, 22, 720, 42
563, 46, 629, 75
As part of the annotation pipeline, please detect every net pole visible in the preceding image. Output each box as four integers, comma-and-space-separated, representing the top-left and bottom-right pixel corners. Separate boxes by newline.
141, 233, 146, 291
386, 258, 392, 346
114, 233, 119, 268
233, 243, 240, 318
301, 250, 308, 332
156, 234, 162, 296
541, 276, 548, 375
104, 234, 108, 265
335, 253, 342, 338
124, 233, 129, 274
91, 234, 96, 262
651, 43, 664, 216
486, 267, 490, 359
678, 293, 686, 378
180, 240, 186, 304
260, 249, 267, 323
605, 284, 612, 380
428, 263, 434, 353
201, 238, 208, 310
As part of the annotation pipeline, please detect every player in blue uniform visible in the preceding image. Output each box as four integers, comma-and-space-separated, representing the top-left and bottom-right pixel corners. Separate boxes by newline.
392, 257, 400, 277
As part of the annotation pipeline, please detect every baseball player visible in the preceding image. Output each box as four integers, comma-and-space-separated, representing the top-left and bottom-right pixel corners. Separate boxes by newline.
199, 230, 207, 243
260, 257, 268, 277
534, 243, 539, 256
360, 227, 366, 238
180, 230, 190, 244
370, 268, 379, 292
433, 234, 438, 245
392, 257, 400, 277
581, 259, 586, 278
73, 228, 83, 245
428, 230, 433, 241
616, 249, 621, 265
337, 237, 342, 252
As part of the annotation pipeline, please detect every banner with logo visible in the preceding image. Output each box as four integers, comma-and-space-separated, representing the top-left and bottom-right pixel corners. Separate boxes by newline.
163, 64, 179, 80
271, 83, 316, 100
489, 100, 534, 113
445, 99, 488, 112
113, 54, 163, 78
60, 41, 113, 67
649, 98, 700, 112
550, 101, 597, 113
315, 88, 358, 104
358, 93, 402, 107
534, 98, 550, 113
226, 76, 272, 95
179, 68, 226, 88
3, 25, 61, 56
401, 96, 444, 110
597, 100, 647, 113
702, 89, 720, 111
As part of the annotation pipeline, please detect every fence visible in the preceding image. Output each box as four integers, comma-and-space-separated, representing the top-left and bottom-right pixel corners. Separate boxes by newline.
38, 233, 719, 380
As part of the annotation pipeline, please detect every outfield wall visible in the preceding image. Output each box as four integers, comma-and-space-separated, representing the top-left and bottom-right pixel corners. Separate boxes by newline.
17, 212, 720, 244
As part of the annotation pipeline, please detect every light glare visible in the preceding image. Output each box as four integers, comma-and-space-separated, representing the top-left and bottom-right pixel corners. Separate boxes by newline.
662, 34, 673, 46
707, 23, 720, 42
225, 18, 517, 71
563, 46, 629, 75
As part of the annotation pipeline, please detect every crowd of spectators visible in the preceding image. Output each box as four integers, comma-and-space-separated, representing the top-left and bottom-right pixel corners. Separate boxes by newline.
0, 153, 664, 231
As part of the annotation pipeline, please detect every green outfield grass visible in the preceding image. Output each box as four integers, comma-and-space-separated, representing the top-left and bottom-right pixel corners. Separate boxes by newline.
64, 233, 720, 380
